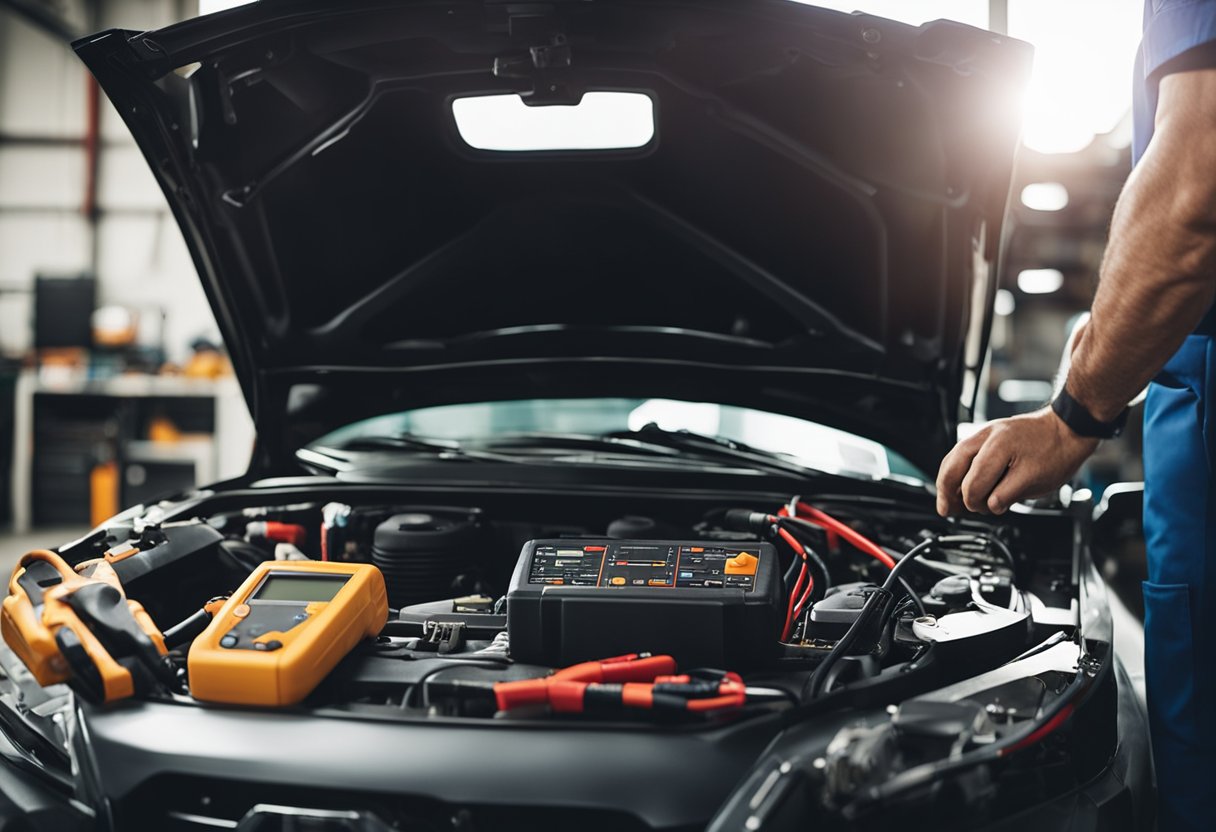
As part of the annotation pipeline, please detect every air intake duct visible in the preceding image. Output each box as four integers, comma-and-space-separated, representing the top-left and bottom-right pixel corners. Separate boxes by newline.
371, 507, 483, 608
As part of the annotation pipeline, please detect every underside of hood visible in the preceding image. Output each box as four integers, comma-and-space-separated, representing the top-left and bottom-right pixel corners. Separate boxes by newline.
74, 0, 1031, 474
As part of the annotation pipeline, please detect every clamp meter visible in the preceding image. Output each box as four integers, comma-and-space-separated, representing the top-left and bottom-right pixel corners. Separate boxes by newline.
188, 561, 387, 706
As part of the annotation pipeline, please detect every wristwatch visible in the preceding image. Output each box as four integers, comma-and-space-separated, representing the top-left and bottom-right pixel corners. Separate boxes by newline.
1050, 388, 1129, 439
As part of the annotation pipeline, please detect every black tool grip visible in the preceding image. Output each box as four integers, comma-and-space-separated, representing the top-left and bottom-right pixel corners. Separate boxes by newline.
64, 583, 173, 686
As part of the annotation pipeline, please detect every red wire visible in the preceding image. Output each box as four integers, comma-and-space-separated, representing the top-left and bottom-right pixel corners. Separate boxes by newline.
770, 500, 896, 640
998, 703, 1075, 756
774, 523, 811, 641
792, 573, 815, 620
781, 563, 807, 640
785, 502, 896, 570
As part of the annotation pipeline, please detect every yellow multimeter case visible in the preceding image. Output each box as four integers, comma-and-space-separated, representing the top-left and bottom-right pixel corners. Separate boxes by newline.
188, 561, 387, 706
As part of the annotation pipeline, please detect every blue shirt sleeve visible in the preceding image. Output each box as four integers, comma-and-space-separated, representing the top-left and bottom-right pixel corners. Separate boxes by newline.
1133, 0, 1216, 161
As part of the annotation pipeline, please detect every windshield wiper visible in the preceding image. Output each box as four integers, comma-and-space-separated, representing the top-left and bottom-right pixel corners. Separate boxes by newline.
325, 429, 819, 478
333, 433, 691, 468
477, 432, 686, 457
602, 424, 819, 479
332, 435, 525, 463
480, 428, 821, 477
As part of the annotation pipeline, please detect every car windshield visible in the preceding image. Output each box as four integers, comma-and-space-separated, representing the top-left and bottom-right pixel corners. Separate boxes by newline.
309, 398, 925, 483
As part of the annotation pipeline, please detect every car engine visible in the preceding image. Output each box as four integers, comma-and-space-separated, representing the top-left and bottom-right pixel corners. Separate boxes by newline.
0, 486, 1088, 831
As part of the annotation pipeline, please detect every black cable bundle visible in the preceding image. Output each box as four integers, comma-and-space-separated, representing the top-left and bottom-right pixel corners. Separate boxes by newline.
801, 537, 936, 701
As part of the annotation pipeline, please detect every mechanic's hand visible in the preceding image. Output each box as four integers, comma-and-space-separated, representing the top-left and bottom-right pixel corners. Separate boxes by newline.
935, 408, 1099, 516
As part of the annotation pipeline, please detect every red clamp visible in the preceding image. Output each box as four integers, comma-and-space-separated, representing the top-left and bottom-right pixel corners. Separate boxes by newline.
493, 654, 746, 715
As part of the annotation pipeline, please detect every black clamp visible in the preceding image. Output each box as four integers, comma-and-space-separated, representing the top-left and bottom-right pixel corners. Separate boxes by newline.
418, 621, 466, 655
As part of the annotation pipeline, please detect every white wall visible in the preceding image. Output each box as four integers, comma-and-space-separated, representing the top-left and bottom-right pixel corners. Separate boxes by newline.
0, 0, 220, 363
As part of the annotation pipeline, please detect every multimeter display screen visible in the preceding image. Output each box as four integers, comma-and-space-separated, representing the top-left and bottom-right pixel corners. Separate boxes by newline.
254, 574, 349, 602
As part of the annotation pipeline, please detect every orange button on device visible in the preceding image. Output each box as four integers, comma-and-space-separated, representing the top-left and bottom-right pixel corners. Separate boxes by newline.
610, 577, 627, 586
724, 553, 758, 575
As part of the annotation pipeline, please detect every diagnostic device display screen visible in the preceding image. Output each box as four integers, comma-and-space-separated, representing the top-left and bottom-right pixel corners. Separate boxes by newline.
528, 542, 760, 590
254, 574, 349, 603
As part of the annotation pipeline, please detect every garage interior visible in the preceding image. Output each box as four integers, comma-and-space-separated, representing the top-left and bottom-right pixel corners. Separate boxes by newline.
0, 0, 1177, 829
0, 0, 1186, 827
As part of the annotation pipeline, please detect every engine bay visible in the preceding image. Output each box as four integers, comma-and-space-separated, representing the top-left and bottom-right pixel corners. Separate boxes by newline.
0, 485, 1093, 830
11, 489, 1079, 719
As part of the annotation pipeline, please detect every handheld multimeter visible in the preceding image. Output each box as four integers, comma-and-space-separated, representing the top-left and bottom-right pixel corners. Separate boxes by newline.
188, 561, 387, 706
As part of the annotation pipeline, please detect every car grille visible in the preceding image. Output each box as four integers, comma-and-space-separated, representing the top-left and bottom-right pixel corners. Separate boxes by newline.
117, 775, 654, 832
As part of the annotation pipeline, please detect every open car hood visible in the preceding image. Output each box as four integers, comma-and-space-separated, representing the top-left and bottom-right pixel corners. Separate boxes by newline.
75, 0, 1031, 475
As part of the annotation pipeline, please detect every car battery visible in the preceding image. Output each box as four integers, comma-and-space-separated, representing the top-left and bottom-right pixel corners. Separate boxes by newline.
506, 539, 783, 668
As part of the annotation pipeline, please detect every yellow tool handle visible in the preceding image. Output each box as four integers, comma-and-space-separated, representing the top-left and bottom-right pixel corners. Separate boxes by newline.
1, 549, 168, 703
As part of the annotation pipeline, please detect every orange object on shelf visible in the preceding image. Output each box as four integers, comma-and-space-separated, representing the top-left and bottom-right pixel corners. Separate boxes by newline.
90, 460, 119, 528
182, 349, 232, 379
147, 415, 182, 443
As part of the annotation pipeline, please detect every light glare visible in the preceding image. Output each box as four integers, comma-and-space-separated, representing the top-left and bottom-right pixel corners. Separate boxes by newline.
452, 93, 655, 152
1017, 268, 1064, 294
801, 1, 1142, 156
198, 0, 255, 14
1011, 0, 1141, 154
994, 289, 1016, 316
998, 379, 1054, 402
1020, 182, 1069, 211
792, 1, 987, 27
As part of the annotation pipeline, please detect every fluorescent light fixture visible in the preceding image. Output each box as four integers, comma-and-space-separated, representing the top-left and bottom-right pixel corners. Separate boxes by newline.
199, 0, 255, 14
998, 379, 1055, 403
994, 289, 1016, 317
452, 92, 655, 152
1020, 182, 1069, 212
1017, 268, 1064, 294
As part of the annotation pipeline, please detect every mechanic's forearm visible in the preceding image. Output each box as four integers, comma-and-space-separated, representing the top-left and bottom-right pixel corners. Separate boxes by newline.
1066, 99, 1216, 421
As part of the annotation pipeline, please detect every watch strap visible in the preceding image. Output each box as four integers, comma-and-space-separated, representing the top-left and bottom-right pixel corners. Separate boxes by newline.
1051, 388, 1128, 439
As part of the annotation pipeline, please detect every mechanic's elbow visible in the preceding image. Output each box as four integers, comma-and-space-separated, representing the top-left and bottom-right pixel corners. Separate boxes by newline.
1170, 215, 1216, 287
1156, 175, 1216, 282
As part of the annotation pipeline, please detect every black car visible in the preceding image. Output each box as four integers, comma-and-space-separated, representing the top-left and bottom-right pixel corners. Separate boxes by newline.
0, 2, 1151, 830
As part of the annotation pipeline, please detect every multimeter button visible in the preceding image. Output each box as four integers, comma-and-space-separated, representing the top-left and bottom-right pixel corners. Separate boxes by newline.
254, 640, 283, 652
220, 635, 238, 648
233, 604, 251, 619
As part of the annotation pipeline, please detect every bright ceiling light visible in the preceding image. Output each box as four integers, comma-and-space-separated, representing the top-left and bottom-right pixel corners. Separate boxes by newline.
1021, 182, 1069, 211
1011, 0, 1141, 154
798, 2, 1140, 156
998, 379, 1054, 403
452, 92, 655, 152
1017, 268, 1064, 294
994, 289, 1016, 316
